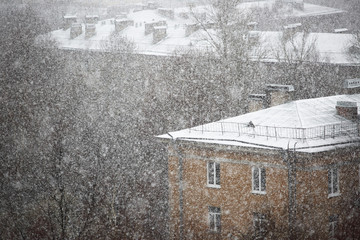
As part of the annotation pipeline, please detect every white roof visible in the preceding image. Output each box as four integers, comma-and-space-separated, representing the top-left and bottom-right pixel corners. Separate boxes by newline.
258, 31, 357, 65
236, 1, 344, 18
64, 15, 77, 19
157, 94, 360, 153
44, 3, 356, 65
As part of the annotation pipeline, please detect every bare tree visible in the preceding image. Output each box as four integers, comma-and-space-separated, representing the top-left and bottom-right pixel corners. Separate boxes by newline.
189, 0, 262, 62
186, 0, 268, 117
272, 27, 324, 98
347, 31, 360, 62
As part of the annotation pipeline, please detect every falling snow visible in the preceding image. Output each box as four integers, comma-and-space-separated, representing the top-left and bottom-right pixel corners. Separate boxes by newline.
1, 0, 360, 239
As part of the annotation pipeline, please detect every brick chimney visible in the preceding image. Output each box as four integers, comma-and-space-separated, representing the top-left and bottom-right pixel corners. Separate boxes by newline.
63, 15, 77, 30
115, 19, 134, 32
116, 13, 127, 19
153, 26, 167, 44
145, 20, 166, 35
158, 8, 174, 19
336, 101, 358, 120
85, 15, 99, 24
265, 84, 294, 107
85, 24, 96, 38
248, 94, 267, 112
70, 23, 82, 39
343, 78, 360, 95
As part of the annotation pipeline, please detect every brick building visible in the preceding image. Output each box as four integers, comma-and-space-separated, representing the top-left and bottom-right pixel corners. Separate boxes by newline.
158, 94, 360, 239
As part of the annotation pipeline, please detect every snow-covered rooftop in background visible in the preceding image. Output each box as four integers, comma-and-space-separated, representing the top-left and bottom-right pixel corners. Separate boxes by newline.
44, 1, 357, 65
236, 1, 344, 18
157, 94, 360, 153
258, 31, 356, 65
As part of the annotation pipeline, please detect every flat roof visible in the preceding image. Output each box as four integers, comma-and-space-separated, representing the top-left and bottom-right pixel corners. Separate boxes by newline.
157, 94, 360, 153
43, 3, 357, 65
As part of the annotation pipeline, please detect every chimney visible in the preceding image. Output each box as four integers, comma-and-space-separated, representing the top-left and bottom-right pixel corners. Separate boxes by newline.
336, 101, 358, 120
147, 1, 158, 10
343, 78, 360, 95
153, 26, 167, 44
85, 24, 96, 38
115, 19, 134, 32
70, 23, 82, 39
334, 28, 348, 34
247, 22, 258, 31
63, 15, 77, 30
85, 15, 99, 24
248, 94, 267, 112
116, 12, 127, 19
158, 8, 174, 19
283, 23, 302, 34
265, 84, 294, 107
145, 20, 166, 35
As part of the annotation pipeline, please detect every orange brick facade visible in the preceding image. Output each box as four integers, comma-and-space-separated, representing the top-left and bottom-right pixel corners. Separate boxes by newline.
166, 142, 360, 239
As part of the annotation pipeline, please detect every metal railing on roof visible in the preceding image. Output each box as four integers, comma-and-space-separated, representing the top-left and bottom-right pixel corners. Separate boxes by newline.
188, 121, 360, 141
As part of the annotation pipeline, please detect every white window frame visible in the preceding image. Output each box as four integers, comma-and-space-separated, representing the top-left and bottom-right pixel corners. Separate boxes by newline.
328, 168, 340, 198
207, 161, 220, 188
252, 166, 266, 194
209, 206, 221, 232
329, 214, 338, 239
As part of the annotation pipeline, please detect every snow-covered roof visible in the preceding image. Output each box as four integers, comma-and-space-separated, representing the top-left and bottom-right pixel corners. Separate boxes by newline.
235, 0, 344, 18
44, 3, 356, 65
258, 31, 357, 65
288, 3, 344, 18
157, 94, 360, 153
64, 15, 77, 19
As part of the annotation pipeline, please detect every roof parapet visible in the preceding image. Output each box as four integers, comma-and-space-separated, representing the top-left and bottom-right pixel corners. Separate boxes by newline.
188, 121, 359, 142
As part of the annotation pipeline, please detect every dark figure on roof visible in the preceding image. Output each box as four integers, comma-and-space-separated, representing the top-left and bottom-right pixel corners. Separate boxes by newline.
247, 121, 255, 128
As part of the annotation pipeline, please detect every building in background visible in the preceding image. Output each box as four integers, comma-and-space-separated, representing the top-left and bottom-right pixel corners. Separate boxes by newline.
158, 93, 360, 239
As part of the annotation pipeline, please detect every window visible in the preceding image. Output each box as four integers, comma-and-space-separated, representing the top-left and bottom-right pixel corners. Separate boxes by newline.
253, 212, 267, 237
207, 161, 220, 188
328, 168, 339, 197
252, 166, 266, 194
329, 214, 338, 239
209, 206, 221, 232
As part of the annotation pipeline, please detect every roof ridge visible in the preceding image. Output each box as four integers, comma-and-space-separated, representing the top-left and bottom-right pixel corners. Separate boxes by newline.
294, 101, 304, 128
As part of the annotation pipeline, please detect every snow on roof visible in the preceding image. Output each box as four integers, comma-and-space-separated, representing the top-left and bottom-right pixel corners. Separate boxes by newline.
157, 94, 360, 153
64, 15, 77, 19
291, 2, 344, 18
258, 31, 357, 65
334, 28, 348, 33
236, 1, 344, 18
45, 4, 356, 65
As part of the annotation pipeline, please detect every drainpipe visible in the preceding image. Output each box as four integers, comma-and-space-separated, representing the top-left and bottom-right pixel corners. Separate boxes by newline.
168, 134, 184, 240
287, 142, 298, 239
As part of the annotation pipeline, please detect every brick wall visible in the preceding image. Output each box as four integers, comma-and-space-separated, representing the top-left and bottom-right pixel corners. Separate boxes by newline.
167, 143, 360, 239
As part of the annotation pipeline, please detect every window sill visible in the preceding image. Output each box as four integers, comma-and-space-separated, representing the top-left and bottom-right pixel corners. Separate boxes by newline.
328, 193, 340, 198
207, 184, 221, 189
252, 191, 266, 195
